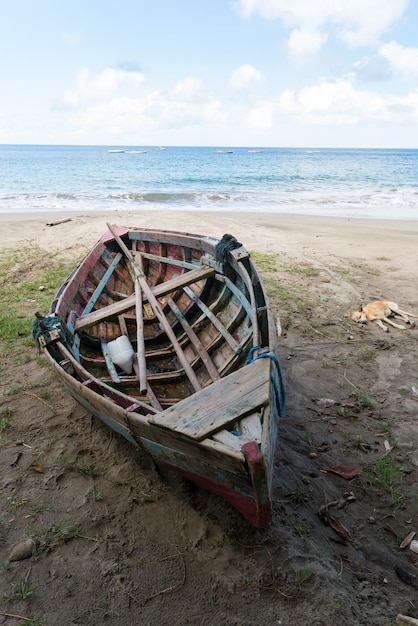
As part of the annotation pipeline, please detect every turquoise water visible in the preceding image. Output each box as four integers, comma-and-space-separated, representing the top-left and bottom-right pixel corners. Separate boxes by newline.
1, 144, 418, 219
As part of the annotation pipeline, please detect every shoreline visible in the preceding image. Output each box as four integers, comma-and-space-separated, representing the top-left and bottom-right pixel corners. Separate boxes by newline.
1, 208, 418, 229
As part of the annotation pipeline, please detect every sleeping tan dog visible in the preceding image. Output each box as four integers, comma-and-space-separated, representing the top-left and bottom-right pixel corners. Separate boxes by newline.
350, 300, 418, 332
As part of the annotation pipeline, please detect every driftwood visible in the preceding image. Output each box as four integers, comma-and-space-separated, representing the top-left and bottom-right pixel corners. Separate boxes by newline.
46, 218, 72, 227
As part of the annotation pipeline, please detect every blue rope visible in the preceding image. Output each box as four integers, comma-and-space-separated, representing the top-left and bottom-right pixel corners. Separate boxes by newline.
246, 346, 286, 418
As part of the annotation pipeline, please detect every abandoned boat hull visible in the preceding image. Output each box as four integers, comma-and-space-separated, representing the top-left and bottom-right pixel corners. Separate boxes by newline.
34, 225, 285, 526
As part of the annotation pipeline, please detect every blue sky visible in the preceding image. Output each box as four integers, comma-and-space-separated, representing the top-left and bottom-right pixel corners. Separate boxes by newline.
1, 0, 418, 147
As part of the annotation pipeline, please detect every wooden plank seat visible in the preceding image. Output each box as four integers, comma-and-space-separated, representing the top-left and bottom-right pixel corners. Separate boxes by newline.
149, 357, 271, 441
74, 264, 215, 333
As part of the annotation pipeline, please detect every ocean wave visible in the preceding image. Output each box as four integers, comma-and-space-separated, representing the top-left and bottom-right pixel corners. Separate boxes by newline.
2, 186, 418, 219
110, 192, 200, 203
107, 191, 239, 204
1, 145, 418, 219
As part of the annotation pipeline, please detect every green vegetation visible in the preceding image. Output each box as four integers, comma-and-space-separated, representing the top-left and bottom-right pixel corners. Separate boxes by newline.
23, 618, 45, 626
0, 246, 75, 344
9, 497, 29, 510
33, 520, 81, 542
358, 390, 376, 409
251, 251, 316, 319
263, 275, 310, 316
61, 458, 97, 476
0, 407, 12, 441
250, 250, 278, 272
281, 260, 320, 278
363, 455, 406, 508
0, 520, 6, 547
293, 521, 308, 536
3, 575, 34, 602
93, 488, 104, 502
96, 527, 116, 543
293, 569, 313, 592
0, 405, 13, 422
289, 485, 310, 506
116, 536, 136, 558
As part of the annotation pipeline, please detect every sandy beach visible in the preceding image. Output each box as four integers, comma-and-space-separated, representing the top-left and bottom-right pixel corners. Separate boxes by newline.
2, 209, 418, 273
1, 210, 417, 625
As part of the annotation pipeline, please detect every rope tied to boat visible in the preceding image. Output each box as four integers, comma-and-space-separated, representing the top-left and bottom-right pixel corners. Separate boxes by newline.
246, 346, 286, 418
215, 234, 243, 279
215, 233, 243, 265
32, 313, 72, 352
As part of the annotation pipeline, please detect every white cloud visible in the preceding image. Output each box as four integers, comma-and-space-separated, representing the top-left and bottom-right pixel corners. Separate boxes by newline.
235, 0, 408, 57
350, 40, 418, 84
64, 67, 145, 105
378, 41, 418, 80
278, 78, 395, 125
247, 102, 277, 128
229, 64, 264, 88
42, 59, 418, 144
399, 92, 418, 120
280, 80, 367, 124
174, 76, 205, 100
287, 28, 328, 60
64, 69, 225, 139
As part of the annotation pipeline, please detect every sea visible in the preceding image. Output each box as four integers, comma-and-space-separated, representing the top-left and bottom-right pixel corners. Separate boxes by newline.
1, 144, 418, 220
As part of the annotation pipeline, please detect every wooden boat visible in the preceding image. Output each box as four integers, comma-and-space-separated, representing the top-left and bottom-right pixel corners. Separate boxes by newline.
33, 225, 285, 527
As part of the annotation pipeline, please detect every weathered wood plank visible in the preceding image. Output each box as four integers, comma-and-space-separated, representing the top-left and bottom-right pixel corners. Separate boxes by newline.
239, 414, 263, 443
234, 260, 259, 348
126, 419, 246, 470
133, 252, 148, 395
212, 429, 244, 450
99, 324, 121, 383
56, 341, 158, 414
127, 228, 217, 254
132, 361, 162, 411
167, 296, 220, 383
82, 252, 122, 316
149, 357, 271, 440
135, 250, 198, 270
182, 285, 241, 353
107, 223, 202, 393
74, 264, 215, 333
137, 436, 250, 488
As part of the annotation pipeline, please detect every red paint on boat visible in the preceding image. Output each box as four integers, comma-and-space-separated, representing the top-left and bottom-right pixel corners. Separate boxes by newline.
158, 461, 273, 528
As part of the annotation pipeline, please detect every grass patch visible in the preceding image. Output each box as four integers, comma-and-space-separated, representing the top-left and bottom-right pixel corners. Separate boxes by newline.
33, 521, 81, 542
96, 527, 116, 543
263, 276, 310, 316
9, 497, 29, 510
358, 391, 376, 409
351, 260, 381, 275
61, 459, 97, 476
3, 575, 34, 602
281, 260, 320, 278
251, 251, 314, 316
363, 455, 405, 507
293, 569, 313, 592
0, 520, 6, 546
0, 246, 75, 344
0, 409, 12, 436
250, 251, 278, 272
